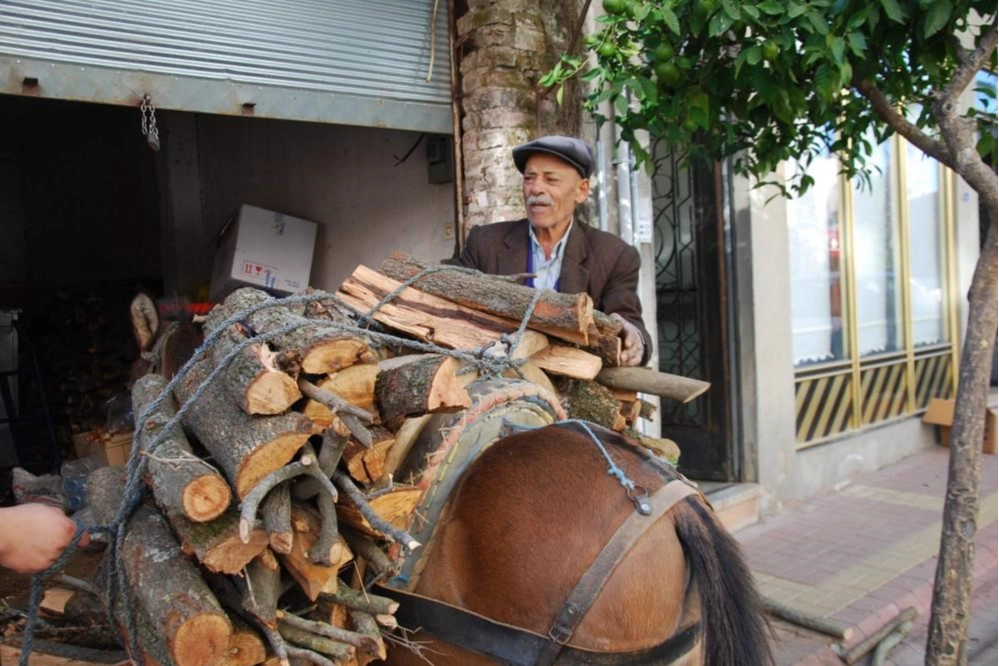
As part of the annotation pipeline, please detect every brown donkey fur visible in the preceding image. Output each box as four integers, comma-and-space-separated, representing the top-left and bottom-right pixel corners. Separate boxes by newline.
385, 425, 773, 666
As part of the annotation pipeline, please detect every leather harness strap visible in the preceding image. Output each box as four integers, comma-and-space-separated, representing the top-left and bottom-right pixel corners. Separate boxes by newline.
379, 479, 702, 666
537, 479, 700, 665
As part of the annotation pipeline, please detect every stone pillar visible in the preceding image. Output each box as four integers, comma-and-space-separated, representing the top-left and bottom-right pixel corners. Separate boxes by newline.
457, 0, 586, 232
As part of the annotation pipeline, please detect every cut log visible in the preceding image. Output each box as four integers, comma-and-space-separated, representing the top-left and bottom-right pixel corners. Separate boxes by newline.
243, 549, 282, 626
553, 377, 627, 432
225, 618, 268, 666
338, 528, 402, 580
342, 426, 396, 484
609, 388, 638, 403
335, 485, 423, 539
588, 311, 625, 366
594, 367, 711, 404
638, 399, 656, 421
338, 265, 530, 348
207, 289, 375, 374
506, 360, 559, 400
638, 436, 681, 463
0, 639, 130, 666
277, 625, 354, 663
347, 610, 386, 663
279, 506, 353, 601
530, 345, 603, 380
378, 252, 593, 345
166, 508, 270, 575
276, 611, 379, 655
174, 357, 312, 499
88, 466, 232, 666
299, 399, 335, 435
320, 586, 399, 618
374, 354, 471, 428
94, 557, 174, 666
382, 414, 433, 478
317, 364, 379, 413
133, 374, 231, 523
206, 323, 301, 415
39, 587, 73, 616
261, 482, 294, 554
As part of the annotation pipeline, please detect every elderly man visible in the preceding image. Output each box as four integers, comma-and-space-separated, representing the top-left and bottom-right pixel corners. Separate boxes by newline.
459, 135, 652, 366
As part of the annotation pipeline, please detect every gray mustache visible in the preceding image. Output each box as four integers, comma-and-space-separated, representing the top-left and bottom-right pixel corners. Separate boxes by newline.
527, 195, 553, 206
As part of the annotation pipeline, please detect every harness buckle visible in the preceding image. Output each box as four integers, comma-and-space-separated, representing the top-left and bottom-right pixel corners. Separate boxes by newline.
627, 485, 653, 515
548, 623, 573, 646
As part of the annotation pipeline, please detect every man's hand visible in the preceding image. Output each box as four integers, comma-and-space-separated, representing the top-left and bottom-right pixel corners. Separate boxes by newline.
612, 313, 645, 367
0, 504, 86, 574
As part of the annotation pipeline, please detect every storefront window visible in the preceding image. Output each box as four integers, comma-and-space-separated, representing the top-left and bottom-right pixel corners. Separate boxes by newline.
906, 144, 947, 346
852, 138, 903, 356
787, 153, 845, 366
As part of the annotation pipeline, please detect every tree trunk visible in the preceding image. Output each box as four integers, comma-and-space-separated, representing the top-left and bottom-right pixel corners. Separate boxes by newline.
133, 375, 232, 523
926, 216, 998, 666
87, 467, 232, 666
173, 357, 313, 499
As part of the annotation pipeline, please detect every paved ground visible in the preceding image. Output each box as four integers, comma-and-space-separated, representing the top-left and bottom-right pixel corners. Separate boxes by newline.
736, 445, 998, 665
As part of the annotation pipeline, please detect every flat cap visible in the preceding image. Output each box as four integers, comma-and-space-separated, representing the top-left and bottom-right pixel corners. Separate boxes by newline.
512, 135, 595, 178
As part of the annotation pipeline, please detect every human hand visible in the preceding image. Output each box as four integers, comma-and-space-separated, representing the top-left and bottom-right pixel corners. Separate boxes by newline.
612, 314, 645, 367
0, 504, 88, 574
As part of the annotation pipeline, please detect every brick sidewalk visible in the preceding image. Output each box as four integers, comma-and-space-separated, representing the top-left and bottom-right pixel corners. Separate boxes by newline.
736, 446, 999, 665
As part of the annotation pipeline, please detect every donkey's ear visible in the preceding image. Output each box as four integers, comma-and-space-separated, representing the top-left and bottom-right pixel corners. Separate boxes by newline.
130, 293, 159, 351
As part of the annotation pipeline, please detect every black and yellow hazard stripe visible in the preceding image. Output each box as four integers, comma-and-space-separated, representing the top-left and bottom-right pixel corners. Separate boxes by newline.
914, 353, 953, 409
859, 361, 908, 425
795, 371, 854, 446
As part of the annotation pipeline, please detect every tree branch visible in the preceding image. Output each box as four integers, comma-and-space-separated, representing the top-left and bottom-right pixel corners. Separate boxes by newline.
851, 77, 957, 171
940, 20, 998, 113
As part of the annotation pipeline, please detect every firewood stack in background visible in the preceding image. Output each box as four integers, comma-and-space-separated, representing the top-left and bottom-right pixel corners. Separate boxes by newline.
79, 255, 704, 666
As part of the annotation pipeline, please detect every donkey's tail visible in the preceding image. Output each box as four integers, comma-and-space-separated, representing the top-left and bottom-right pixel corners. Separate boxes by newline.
674, 498, 775, 666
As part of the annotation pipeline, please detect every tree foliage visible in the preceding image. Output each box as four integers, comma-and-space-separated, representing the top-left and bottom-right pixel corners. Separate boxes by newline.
541, 0, 997, 195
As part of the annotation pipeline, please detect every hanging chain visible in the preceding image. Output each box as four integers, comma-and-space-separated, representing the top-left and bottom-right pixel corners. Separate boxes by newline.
140, 94, 161, 152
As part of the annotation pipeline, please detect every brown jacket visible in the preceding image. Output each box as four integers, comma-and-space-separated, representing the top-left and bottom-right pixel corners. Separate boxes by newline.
458, 219, 652, 365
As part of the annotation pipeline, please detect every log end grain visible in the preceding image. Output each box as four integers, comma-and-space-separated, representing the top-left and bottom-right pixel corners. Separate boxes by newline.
224, 627, 267, 666
245, 371, 303, 415
302, 339, 375, 374
171, 613, 232, 666
183, 475, 233, 523
201, 529, 271, 575
235, 431, 312, 499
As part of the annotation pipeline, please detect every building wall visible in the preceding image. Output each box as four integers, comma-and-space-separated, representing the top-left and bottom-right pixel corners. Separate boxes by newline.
157, 112, 456, 296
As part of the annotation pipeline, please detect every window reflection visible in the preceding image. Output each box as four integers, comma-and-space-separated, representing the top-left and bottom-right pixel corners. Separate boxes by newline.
906, 145, 947, 346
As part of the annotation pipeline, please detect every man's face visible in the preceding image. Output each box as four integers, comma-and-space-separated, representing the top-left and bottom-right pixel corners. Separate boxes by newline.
522, 153, 590, 231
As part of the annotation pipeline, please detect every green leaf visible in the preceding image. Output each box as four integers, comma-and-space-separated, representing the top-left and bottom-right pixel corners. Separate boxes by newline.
638, 76, 659, 103
556, 84, 565, 105
879, 0, 905, 23
742, 4, 761, 19
847, 32, 867, 56
758, 0, 785, 15
634, 3, 652, 21
615, 94, 630, 115
806, 11, 830, 35
721, 0, 742, 20
709, 12, 735, 36
787, 2, 808, 18
745, 45, 762, 65
829, 36, 846, 65
662, 7, 681, 35
816, 63, 840, 100
923, 0, 953, 37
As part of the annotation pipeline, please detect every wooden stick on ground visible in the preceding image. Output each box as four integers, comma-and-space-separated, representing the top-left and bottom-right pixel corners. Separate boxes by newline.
763, 597, 853, 641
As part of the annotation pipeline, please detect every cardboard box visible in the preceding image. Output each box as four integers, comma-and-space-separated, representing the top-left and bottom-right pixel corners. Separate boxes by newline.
209, 205, 318, 300
922, 398, 998, 454
71, 429, 133, 467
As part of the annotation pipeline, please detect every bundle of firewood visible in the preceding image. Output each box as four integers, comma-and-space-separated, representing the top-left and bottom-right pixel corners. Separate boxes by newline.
82, 255, 707, 666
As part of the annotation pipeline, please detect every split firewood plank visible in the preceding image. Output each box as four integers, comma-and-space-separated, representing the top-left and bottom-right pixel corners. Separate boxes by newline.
374, 354, 471, 428
552, 377, 627, 432
300, 399, 334, 435
207, 288, 375, 374
224, 617, 268, 666
317, 364, 379, 413
174, 357, 313, 499
382, 414, 433, 478
88, 466, 232, 666
133, 374, 231, 523
39, 587, 73, 616
0, 639, 131, 666
278, 506, 353, 601
343, 426, 396, 485
508, 330, 551, 359
336, 486, 423, 539
379, 252, 594, 344
504, 360, 559, 400
530, 345, 603, 380
338, 265, 523, 349
204, 321, 301, 415
594, 367, 711, 404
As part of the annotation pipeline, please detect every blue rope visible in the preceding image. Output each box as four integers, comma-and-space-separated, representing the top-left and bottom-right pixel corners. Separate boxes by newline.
559, 419, 637, 493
